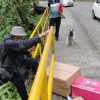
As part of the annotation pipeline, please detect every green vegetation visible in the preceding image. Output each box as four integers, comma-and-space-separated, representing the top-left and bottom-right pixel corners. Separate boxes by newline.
0, 81, 21, 100
0, 0, 41, 42
0, 0, 43, 99
0, 80, 33, 100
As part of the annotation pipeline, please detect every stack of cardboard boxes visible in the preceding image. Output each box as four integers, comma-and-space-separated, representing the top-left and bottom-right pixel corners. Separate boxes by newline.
46, 62, 81, 97
46, 61, 100, 100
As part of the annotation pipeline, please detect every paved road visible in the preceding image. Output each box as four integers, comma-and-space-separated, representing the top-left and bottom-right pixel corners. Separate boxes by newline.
67, 2, 100, 53
40, 2, 100, 100
55, 2, 100, 81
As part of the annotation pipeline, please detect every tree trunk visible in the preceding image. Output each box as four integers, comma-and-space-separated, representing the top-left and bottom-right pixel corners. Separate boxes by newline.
17, 6, 35, 30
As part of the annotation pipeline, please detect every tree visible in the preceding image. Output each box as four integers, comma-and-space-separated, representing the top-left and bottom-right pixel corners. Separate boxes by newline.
0, 0, 39, 32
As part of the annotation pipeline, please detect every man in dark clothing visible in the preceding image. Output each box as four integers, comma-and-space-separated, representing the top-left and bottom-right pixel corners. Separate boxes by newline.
47, 0, 63, 41
1, 26, 53, 100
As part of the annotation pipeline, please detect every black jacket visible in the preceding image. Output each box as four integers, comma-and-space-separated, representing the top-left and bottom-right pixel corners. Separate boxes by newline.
1, 35, 41, 73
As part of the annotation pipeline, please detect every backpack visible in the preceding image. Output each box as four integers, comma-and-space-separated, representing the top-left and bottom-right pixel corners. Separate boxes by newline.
0, 41, 12, 83
52, 0, 63, 14
0, 38, 28, 82
58, 3, 63, 13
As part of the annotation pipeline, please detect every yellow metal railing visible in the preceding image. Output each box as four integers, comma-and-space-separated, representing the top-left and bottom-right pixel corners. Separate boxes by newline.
28, 26, 55, 100
29, 8, 49, 58
28, 7, 55, 100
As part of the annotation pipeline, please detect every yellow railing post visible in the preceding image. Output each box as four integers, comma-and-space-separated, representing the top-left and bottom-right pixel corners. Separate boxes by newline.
41, 72, 48, 100
39, 44, 42, 58
29, 8, 49, 58
48, 26, 55, 100
48, 54, 55, 100
31, 51, 34, 58
52, 29, 55, 54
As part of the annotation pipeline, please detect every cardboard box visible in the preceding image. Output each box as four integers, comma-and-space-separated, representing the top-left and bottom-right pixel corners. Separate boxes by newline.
72, 77, 100, 100
46, 62, 81, 97
73, 97, 84, 100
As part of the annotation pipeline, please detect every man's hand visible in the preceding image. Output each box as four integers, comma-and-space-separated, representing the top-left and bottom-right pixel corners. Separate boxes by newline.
28, 46, 35, 52
39, 29, 53, 39
44, 29, 53, 35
